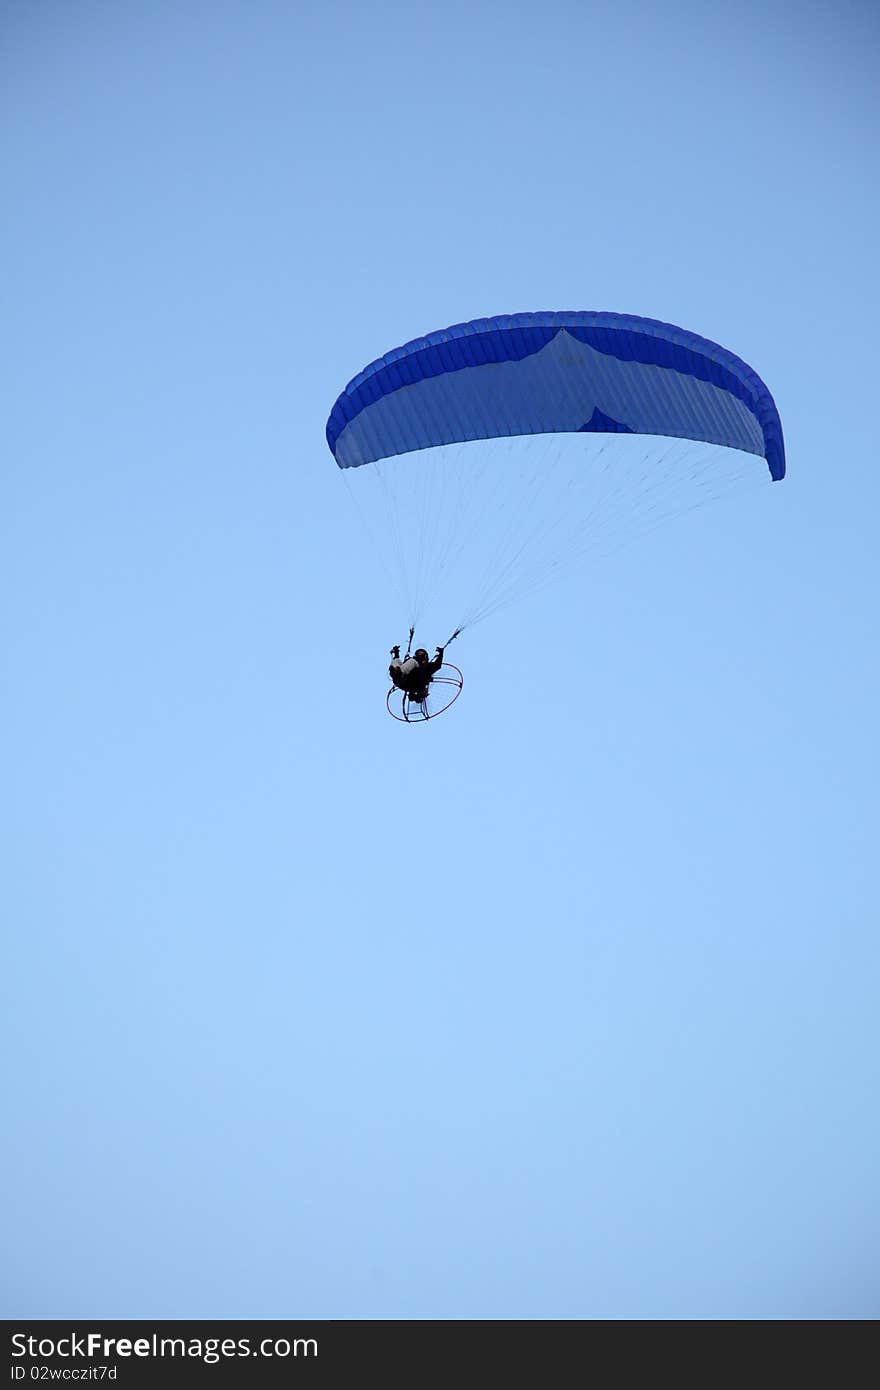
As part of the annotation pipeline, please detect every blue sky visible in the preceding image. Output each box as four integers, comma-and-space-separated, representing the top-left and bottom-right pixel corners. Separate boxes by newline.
3, 0, 878, 1318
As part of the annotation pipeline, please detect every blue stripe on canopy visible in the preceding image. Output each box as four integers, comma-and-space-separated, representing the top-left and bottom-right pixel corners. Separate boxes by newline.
326, 311, 785, 480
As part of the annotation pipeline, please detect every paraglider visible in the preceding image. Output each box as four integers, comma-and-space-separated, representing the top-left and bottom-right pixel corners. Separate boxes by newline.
326, 311, 784, 723
389, 643, 445, 699
386, 629, 464, 723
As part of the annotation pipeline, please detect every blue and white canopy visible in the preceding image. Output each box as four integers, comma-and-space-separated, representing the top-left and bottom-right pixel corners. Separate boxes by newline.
326, 311, 784, 480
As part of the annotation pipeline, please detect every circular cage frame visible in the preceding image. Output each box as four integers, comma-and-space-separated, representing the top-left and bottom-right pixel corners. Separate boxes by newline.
386, 663, 464, 724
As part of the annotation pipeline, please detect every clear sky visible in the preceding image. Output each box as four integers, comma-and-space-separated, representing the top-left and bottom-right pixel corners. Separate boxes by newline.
3, 0, 878, 1319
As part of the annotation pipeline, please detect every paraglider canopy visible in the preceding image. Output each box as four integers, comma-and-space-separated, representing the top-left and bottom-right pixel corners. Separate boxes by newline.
327, 310, 785, 480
